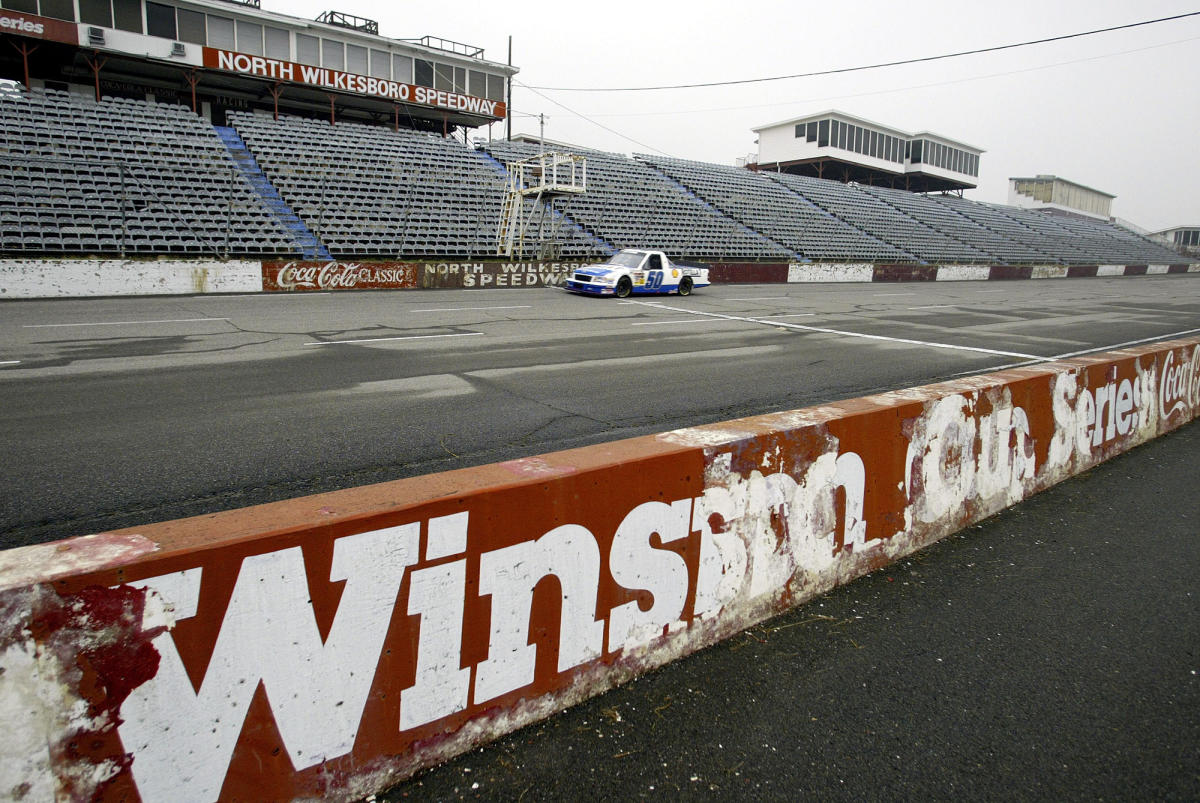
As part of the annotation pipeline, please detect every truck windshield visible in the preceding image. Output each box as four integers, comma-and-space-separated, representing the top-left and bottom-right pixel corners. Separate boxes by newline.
606, 252, 645, 268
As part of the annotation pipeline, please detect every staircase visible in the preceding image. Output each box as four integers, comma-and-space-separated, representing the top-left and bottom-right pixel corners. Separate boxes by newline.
214, 125, 331, 261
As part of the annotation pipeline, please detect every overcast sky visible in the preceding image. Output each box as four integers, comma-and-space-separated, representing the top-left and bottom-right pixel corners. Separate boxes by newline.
271, 0, 1200, 233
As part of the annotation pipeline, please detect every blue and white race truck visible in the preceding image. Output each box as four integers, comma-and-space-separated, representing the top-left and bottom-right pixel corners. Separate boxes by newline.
564, 249, 710, 297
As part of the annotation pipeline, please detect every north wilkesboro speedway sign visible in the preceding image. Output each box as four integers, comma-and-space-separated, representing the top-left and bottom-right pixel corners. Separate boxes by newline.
261, 260, 583, 291
203, 49, 506, 119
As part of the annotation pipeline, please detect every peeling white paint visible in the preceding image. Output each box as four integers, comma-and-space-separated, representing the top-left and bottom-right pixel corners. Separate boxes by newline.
0, 585, 133, 801
788, 263, 874, 282
0, 533, 158, 592
936, 265, 990, 281
1031, 265, 1070, 279
0, 259, 261, 299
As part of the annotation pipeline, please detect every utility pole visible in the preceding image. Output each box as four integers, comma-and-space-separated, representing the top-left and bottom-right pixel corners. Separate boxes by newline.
505, 35, 512, 141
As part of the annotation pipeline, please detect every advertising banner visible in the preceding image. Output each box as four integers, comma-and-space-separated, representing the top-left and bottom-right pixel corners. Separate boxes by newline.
0, 10, 78, 44
3, 337, 1198, 800
261, 261, 419, 291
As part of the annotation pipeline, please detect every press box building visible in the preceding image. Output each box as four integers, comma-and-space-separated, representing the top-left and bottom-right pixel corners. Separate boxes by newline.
0, 0, 515, 133
748, 110, 982, 193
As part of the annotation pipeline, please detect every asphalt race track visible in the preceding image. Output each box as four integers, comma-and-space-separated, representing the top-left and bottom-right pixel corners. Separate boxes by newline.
2, 275, 1199, 549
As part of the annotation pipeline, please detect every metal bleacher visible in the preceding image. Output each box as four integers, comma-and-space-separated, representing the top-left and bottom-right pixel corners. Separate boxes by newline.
0, 89, 297, 257
0, 89, 1189, 267
482, 140, 792, 262
635, 154, 907, 262
229, 112, 603, 259
932, 196, 1183, 265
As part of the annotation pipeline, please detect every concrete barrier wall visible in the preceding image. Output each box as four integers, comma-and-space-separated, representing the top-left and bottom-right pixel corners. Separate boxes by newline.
1, 259, 1196, 298
2, 337, 1198, 801
0, 259, 262, 298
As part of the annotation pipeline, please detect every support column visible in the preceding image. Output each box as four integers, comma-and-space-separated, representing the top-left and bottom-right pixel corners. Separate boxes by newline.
85, 51, 107, 102
9, 41, 36, 90
184, 69, 200, 114
268, 82, 283, 120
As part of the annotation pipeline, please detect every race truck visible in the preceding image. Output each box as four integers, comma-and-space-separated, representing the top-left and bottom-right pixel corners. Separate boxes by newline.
564, 249, 711, 297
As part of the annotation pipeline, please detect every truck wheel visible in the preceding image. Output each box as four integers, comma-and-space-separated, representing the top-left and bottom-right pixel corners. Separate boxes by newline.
678, 277, 693, 296
615, 277, 632, 298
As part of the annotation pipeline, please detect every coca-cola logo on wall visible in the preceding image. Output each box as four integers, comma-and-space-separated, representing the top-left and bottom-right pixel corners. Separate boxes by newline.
1159, 345, 1200, 421
263, 262, 419, 292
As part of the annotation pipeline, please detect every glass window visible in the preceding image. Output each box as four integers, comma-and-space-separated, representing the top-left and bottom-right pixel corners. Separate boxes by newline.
208, 15, 234, 49
236, 20, 262, 55
38, 0, 74, 21
830, 120, 839, 147
177, 9, 205, 44
111, 0, 140, 32
469, 70, 486, 97
854, 126, 863, 154
868, 131, 877, 157
486, 73, 504, 101
146, 2, 176, 38
817, 119, 829, 147
795, 124, 804, 139
322, 39, 344, 70
453, 66, 466, 93
911, 140, 923, 163
806, 122, 817, 142
296, 33, 318, 65
370, 49, 390, 79
434, 63, 453, 91
415, 59, 434, 87
265, 27, 289, 59
4, 0, 38, 12
346, 44, 367, 74
79, 0, 112, 27
392, 54, 413, 83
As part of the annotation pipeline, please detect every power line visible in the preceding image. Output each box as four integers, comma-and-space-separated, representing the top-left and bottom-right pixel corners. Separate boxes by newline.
527, 11, 1200, 92
571, 35, 1200, 119
515, 82, 670, 155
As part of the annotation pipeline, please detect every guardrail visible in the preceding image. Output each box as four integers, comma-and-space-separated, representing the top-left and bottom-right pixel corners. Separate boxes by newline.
2, 336, 1197, 801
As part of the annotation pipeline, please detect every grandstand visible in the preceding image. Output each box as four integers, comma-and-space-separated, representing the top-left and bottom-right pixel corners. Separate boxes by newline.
0, 88, 296, 256
0, 86, 1187, 265
482, 139, 790, 261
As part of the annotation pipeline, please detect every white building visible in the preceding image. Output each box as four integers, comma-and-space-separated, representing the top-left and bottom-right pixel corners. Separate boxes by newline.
1008, 175, 1114, 220
749, 110, 982, 192
1150, 226, 1200, 257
